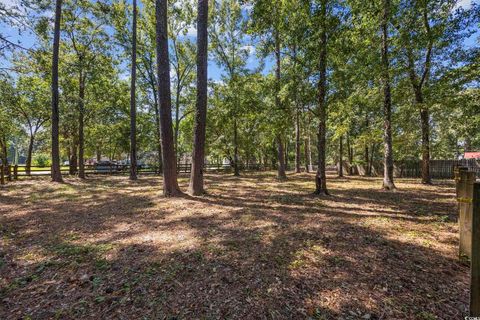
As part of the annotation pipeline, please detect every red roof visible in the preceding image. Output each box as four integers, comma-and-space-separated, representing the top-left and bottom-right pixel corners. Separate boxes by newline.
465, 152, 480, 159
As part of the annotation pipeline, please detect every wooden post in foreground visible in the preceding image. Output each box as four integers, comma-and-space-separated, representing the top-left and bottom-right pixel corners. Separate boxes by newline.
470, 182, 480, 316
457, 169, 476, 260
0, 165, 4, 185
13, 165, 18, 180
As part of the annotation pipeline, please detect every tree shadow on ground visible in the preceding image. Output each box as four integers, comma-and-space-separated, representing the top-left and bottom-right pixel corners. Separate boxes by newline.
0, 173, 468, 319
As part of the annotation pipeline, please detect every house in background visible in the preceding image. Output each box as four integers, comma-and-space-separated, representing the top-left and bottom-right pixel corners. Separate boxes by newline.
464, 151, 480, 159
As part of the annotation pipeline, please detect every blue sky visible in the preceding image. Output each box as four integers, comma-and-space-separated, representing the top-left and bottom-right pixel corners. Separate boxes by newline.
0, 0, 478, 81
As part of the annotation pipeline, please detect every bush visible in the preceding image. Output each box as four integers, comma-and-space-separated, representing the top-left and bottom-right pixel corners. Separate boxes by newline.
33, 154, 51, 167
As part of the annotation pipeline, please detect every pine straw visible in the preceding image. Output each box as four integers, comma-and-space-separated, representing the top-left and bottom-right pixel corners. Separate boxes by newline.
0, 172, 468, 319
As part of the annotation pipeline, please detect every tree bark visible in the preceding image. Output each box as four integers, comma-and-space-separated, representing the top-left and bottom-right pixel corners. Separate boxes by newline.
152, 91, 163, 174
51, 0, 63, 182
275, 30, 286, 180
381, 0, 396, 190
364, 144, 369, 176
315, 0, 329, 195
155, 0, 181, 196
295, 107, 301, 173
277, 136, 287, 179
26, 134, 35, 175
369, 143, 375, 176
347, 135, 354, 175
338, 135, 343, 177
78, 73, 86, 179
1, 136, 8, 167
233, 118, 240, 176
174, 95, 180, 162
129, 0, 138, 180
285, 139, 289, 170
304, 138, 309, 173
69, 138, 78, 175
188, 0, 208, 195
419, 97, 431, 184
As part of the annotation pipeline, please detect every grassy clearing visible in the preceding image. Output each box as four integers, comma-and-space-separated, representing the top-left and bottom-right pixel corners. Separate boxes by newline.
0, 172, 468, 319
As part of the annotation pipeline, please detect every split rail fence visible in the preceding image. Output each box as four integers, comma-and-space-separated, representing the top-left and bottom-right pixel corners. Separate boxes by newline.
0, 163, 274, 185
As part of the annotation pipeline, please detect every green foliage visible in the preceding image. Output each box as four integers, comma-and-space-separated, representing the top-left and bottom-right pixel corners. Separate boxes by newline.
33, 153, 51, 167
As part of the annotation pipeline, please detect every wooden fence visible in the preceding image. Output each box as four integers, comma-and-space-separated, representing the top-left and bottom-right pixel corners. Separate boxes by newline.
394, 159, 479, 179
0, 162, 276, 184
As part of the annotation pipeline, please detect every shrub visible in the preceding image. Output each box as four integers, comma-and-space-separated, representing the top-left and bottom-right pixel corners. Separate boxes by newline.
33, 154, 51, 167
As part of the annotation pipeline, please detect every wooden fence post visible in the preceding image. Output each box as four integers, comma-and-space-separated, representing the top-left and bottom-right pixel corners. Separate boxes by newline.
0, 165, 4, 185
470, 182, 480, 316
457, 168, 476, 260
13, 165, 18, 180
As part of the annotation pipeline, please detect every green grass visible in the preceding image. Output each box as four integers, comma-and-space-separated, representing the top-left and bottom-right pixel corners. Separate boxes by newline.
14, 166, 70, 172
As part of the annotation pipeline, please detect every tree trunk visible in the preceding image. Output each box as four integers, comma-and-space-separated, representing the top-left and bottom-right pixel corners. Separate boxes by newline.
51, 0, 63, 183
155, 0, 181, 196
174, 83, 181, 162
1, 136, 8, 167
364, 144, 369, 176
418, 96, 431, 184
369, 143, 375, 176
26, 134, 35, 176
295, 108, 301, 173
304, 138, 309, 173
381, 0, 396, 190
338, 135, 343, 177
152, 92, 163, 174
315, 0, 328, 195
275, 30, 286, 180
347, 135, 354, 175
188, 0, 208, 195
285, 139, 289, 170
233, 118, 240, 176
277, 136, 287, 179
69, 138, 78, 175
78, 75, 86, 179
129, 0, 138, 181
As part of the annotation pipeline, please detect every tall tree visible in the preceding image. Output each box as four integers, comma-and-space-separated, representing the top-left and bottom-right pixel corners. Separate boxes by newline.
129, 0, 138, 180
380, 0, 396, 190
250, 0, 289, 180
51, 0, 63, 183
274, 27, 287, 180
314, 0, 329, 195
210, 0, 250, 176
155, 0, 181, 196
188, 0, 208, 195
404, 0, 432, 185
17, 75, 50, 175
62, 0, 110, 179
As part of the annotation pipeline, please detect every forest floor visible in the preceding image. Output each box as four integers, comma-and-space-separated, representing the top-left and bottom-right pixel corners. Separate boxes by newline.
0, 172, 468, 319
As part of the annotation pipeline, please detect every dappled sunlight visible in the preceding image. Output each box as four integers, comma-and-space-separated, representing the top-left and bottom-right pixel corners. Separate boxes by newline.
0, 173, 469, 319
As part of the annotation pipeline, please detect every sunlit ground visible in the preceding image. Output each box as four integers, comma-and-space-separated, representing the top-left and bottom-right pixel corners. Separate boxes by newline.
0, 172, 467, 319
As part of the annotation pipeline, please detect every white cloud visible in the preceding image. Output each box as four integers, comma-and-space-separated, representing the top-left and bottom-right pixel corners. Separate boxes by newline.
0, 0, 18, 8
455, 0, 478, 9
240, 45, 255, 55
186, 26, 197, 37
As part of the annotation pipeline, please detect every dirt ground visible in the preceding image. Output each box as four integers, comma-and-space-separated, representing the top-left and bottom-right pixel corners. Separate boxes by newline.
0, 172, 468, 319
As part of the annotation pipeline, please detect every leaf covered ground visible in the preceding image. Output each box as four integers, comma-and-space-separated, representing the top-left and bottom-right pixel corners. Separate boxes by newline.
0, 172, 468, 319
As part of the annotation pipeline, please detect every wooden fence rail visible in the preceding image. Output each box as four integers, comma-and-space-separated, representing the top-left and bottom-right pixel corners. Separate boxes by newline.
0, 163, 274, 180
